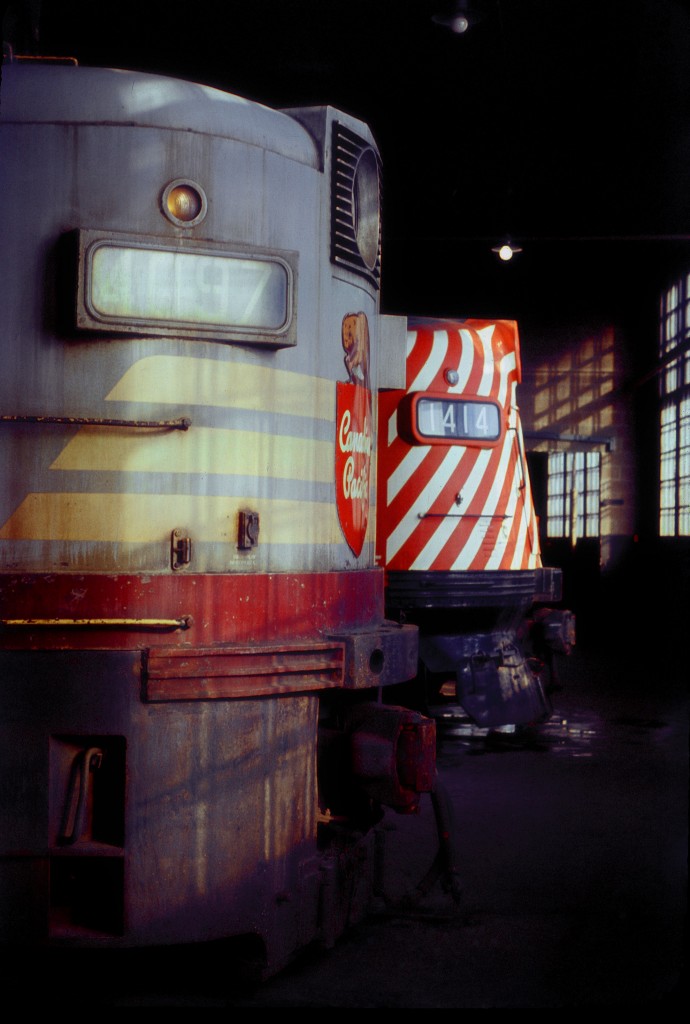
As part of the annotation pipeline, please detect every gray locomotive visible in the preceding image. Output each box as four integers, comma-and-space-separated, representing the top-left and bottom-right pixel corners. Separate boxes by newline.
0, 57, 434, 974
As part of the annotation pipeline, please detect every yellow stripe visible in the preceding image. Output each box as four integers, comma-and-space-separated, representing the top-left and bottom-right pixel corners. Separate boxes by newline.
106, 356, 336, 420
0, 493, 344, 545
50, 427, 333, 481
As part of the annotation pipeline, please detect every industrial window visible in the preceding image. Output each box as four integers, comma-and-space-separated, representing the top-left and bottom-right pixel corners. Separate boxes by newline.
659, 272, 690, 536
546, 451, 601, 539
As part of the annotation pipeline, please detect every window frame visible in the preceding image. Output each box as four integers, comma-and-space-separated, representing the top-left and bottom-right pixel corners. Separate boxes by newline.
546, 450, 602, 540
75, 229, 298, 348
658, 271, 690, 537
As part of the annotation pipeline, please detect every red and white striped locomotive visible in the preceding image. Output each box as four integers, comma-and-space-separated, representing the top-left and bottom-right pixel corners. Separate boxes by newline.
377, 317, 574, 727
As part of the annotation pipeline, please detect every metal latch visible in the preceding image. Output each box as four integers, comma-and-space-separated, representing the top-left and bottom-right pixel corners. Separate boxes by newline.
58, 747, 104, 845
171, 529, 192, 570
238, 510, 260, 550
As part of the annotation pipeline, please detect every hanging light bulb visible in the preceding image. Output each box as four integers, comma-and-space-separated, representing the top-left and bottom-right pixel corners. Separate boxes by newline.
432, 3, 473, 34
491, 240, 523, 261
448, 13, 469, 33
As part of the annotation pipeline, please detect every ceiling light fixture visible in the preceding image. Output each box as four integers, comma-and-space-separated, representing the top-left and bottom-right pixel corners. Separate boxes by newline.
432, 2, 475, 34
491, 241, 523, 261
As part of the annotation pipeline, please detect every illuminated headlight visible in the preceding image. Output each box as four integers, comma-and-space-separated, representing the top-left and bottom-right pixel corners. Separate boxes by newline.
162, 180, 207, 226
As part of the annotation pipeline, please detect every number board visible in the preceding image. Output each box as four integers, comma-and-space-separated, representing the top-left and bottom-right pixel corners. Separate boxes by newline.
416, 397, 501, 441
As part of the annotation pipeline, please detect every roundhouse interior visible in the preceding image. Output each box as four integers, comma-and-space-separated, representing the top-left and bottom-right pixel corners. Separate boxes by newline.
2, 0, 687, 1008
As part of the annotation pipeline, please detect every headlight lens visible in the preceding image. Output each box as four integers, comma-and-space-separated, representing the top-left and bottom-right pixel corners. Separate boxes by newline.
352, 148, 380, 271
162, 180, 207, 226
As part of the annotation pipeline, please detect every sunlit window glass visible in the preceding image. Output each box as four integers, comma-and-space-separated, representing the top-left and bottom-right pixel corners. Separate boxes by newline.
658, 271, 690, 536
547, 451, 601, 539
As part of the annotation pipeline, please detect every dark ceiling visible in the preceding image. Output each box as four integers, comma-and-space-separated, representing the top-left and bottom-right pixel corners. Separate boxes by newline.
4, 0, 690, 328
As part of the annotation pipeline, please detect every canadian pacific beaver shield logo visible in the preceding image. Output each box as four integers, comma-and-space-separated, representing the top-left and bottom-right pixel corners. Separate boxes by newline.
336, 312, 372, 557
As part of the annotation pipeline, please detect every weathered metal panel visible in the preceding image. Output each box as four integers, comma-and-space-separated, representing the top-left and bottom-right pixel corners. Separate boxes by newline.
0, 65, 320, 165
144, 643, 345, 700
0, 65, 384, 575
0, 571, 385, 649
0, 649, 321, 955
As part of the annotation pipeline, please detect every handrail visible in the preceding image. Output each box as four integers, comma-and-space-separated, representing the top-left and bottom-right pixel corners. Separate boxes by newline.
0, 415, 191, 430
418, 513, 508, 520
1, 617, 193, 630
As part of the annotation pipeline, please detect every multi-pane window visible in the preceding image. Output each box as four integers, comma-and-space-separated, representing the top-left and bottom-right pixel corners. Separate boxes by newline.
547, 451, 601, 539
659, 272, 690, 536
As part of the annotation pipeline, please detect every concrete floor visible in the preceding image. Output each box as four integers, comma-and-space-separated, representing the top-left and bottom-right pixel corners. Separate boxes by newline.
15, 629, 688, 1008
221, 637, 687, 1009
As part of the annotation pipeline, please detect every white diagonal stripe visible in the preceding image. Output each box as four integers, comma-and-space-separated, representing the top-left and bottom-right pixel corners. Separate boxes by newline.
408, 330, 449, 392
386, 446, 464, 562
